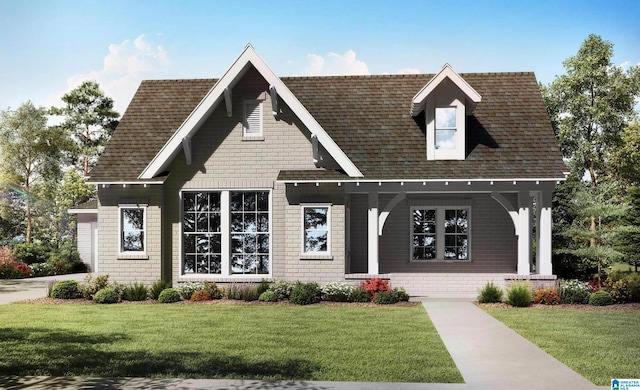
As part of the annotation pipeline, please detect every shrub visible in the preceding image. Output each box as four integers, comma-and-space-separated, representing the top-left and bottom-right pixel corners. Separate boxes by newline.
533, 288, 561, 305
13, 242, 49, 265
607, 274, 640, 303
560, 279, 592, 304
47, 243, 87, 274
589, 290, 614, 306
29, 262, 56, 277
0, 246, 30, 279
122, 282, 148, 301
257, 279, 271, 296
393, 287, 410, 302
150, 279, 172, 299
351, 288, 370, 303
226, 283, 260, 301
289, 282, 321, 305
176, 281, 204, 300
158, 288, 181, 303
505, 282, 533, 307
51, 280, 80, 299
269, 280, 293, 301
79, 274, 110, 300
259, 290, 278, 302
321, 282, 355, 302
190, 290, 212, 301
94, 288, 120, 304
204, 281, 223, 299
361, 278, 392, 301
477, 282, 503, 303
373, 290, 399, 304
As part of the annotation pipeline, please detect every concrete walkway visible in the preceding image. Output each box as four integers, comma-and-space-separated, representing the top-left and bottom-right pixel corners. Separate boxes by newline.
0, 281, 607, 389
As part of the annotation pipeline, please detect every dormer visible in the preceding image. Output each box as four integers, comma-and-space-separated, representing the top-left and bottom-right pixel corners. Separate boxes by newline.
411, 64, 482, 160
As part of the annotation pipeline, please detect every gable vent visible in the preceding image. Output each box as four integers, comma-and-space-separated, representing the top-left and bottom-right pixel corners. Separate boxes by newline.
244, 100, 263, 135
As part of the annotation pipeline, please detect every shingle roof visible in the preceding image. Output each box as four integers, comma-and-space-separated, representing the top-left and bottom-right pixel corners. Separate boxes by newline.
89, 72, 566, 182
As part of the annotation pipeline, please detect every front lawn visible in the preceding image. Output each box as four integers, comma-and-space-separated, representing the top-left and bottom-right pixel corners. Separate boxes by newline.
483, 306, 640, 385
0, 303, 462, 383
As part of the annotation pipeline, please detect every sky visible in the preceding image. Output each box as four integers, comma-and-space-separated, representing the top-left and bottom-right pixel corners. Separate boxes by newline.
1, 0, 639, 115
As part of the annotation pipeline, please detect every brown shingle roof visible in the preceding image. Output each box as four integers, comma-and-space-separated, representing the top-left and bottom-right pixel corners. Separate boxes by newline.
89, 72, 566, 182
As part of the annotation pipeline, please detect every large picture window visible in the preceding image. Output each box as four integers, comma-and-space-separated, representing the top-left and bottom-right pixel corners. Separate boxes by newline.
120, 207, 145, 253
182, 190, 270, 276
412, 207, 469, 261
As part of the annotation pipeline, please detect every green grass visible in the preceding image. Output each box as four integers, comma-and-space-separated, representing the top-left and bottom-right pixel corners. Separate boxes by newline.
0, 303, 462, 383
483, 307, 640, 385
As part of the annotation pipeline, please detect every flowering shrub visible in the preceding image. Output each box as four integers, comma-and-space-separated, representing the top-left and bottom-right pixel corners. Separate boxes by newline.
560, 279, 593, 304
79, 274, 110, 299
533, 288, 561, 305
30, 262, 56, 277
361, 278, 392, 301
321, 282, 355, 302
176, 281, 205, 300
0, 246, 31, 279
190, 290, 212, 301
269, 280, 294, 301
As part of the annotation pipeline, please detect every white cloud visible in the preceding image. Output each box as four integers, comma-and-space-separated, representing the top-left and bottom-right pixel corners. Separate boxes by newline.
396, 68, 421, 74
55, 34, 169, 114
305, 50, 370, 76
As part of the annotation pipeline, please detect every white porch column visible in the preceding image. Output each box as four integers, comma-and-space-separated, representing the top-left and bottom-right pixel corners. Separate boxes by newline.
517, 191, 532, 275
537, 191, 553, 275
367, 192, 379, 274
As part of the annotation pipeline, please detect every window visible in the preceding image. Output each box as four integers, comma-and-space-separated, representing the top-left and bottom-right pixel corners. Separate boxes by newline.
120, 207, 145, 253
412, 207, 469, 261
243, 100, 263, 136
435, 107, 456, 150
302, 206, 330, 254
182, 190, 270, 276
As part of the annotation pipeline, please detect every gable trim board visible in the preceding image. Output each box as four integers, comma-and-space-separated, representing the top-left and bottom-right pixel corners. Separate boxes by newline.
139, 44, 363, 180
81, 45, 566, 296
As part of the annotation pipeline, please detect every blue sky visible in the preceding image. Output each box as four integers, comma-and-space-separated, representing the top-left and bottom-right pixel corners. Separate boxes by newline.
1, 0, 639, 114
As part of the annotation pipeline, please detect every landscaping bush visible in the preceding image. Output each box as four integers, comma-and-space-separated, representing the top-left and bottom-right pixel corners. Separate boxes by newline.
257, 279, 271, 296
79, 274, 110, 300
50, 280, 80, 299
0, 246, 30, 279
122, 282, 149, 301
150, 279, 172, 299
47, 243, 87, 274
505, 281, 533, 307
269, 280, 293, 301
321, 282, 355, 302
606, 274, 640, 303
29, 262, 56, 277
94, 288, 120, 304
393, 287, 410, 302
190, 290, 212, 302
158, 288, 181, 303
560, 279, 592, 304
533, 288, 561, 305
13, 242, 49, 265
176, 281, 204, 300
259, 290, 278, 302
351, 288, 370, 303
589, 290, 614, 306
226, 283, 260, 301
204, 281, 223, 299
373, 290, 399, 304
289, 282, 321, 305
477, 282, 503, 303
361, 278, 392, 301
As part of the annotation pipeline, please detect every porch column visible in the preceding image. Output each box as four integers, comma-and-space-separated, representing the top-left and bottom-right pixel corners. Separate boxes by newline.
367, 192, 379, 274
517, 191, 532, 275
537, 191, 553, 275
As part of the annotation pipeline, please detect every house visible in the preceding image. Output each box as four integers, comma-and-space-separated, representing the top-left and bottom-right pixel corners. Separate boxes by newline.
75, 45, 567, 297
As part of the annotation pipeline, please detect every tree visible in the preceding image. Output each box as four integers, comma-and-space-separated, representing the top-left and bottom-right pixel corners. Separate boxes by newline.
611, 122, 640, 187
52, 81, 119, 176
0, 102, 67, 243
617, 186, 640, 271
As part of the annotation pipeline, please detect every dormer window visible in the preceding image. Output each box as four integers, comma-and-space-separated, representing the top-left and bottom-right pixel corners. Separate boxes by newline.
435, 107, 457, 150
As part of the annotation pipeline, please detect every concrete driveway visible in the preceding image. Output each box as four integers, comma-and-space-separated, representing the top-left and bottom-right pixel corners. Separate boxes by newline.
0, 273, 88, 304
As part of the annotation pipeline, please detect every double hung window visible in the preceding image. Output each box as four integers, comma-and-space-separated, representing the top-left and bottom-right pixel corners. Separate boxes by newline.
302, 206, 330, 254
120, 207, 145, 253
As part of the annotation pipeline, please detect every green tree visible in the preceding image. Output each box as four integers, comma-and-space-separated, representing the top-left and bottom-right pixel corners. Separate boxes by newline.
0, 102, 67, 244
611, 122, 640, 187
617, 186, 640, 271
52, 81, 119, 176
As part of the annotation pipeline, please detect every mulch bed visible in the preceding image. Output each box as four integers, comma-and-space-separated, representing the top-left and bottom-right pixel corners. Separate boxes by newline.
477, 302, 640, 310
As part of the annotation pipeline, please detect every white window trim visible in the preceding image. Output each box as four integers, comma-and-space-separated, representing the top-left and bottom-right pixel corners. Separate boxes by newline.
300, 204, 332, 259
426, 98, 466, 160
409, 206, 471, 262
179, 189, 272, 278
243, 100, 263, 138
118, 205, 147, 257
